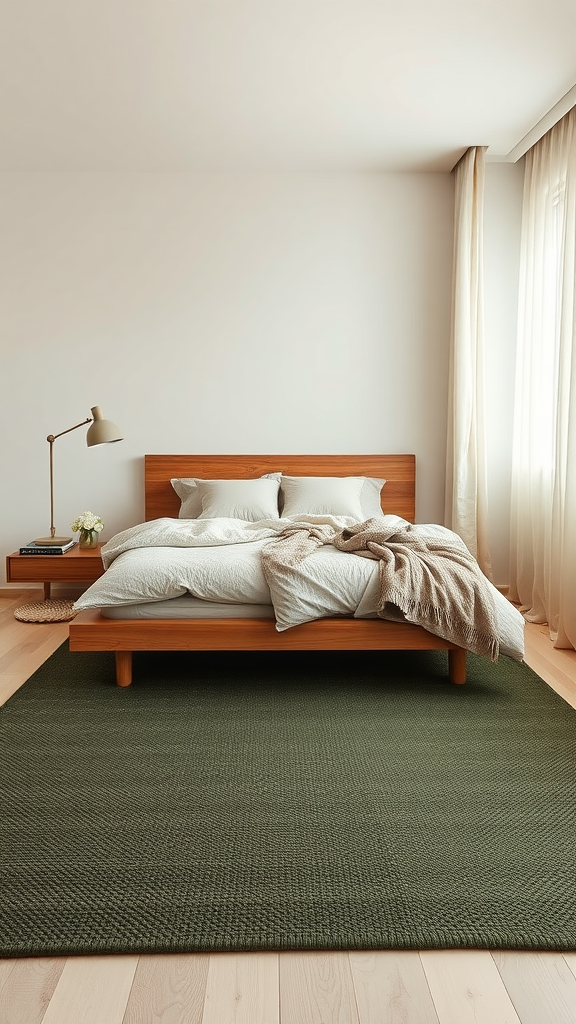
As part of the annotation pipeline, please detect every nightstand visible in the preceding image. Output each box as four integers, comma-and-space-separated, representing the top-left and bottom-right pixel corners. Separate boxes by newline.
6, 544, 106, 599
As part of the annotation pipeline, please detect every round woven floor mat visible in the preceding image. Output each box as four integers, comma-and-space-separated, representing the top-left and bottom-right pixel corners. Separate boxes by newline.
14, 599, 77, 623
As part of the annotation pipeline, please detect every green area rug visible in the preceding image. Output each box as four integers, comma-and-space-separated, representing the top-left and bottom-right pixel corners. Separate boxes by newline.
1, 644, 575, 956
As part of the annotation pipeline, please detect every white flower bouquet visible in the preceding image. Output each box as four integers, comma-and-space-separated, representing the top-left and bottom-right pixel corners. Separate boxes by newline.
71, 512, 104, 534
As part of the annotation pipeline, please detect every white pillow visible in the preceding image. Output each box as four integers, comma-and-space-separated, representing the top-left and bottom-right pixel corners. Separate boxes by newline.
358, 477, 387, 517
171, 478, 204, 518
196, 477, 281, 521
280, 475, 380, 520
171, 473, 280, 519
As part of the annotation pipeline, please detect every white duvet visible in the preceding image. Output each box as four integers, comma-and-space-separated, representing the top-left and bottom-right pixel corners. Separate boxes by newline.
73, 515, 525, 660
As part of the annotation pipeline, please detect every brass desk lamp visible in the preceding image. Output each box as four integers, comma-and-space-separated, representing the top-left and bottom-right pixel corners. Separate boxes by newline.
35, 405, 123, 545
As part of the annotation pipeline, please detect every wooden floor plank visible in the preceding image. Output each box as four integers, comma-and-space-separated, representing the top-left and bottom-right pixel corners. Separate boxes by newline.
200, 952, 279, 1024
522, 623, 576, 709
0, 592, 69, 705
0, 958, 65, 1024
420, 951, 521, 1024
122, 954, 210, 1024
349, 951, 440, 1024
494, 952, 576, 1024
0, 959, 16, 999
279, 952, 360, 1024
40, 955, 138, 1024
0, 643, 67, 703
564, 954, 576, 982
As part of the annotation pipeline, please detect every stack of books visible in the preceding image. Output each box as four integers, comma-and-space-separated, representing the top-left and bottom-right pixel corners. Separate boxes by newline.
19, 539, 78, 555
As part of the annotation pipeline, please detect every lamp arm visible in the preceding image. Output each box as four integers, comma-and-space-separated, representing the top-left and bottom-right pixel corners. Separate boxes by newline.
45, 417, 92, 539
47, 417, 92, 443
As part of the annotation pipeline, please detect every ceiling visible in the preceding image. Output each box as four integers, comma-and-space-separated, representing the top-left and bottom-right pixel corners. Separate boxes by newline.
1, 0, 575, 172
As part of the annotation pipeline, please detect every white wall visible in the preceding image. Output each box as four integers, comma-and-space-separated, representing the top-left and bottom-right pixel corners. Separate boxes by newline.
1, 170, 455, 574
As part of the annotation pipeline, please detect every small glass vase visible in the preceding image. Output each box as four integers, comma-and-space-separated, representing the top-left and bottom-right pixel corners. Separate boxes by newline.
79, 529, 99, 550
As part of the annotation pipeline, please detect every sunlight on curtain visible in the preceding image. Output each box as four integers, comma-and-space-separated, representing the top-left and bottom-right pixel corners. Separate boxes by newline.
509, 107, 576, 650
445, 146, 492, 578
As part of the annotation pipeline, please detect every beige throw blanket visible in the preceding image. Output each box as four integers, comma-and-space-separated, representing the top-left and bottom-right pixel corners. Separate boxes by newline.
262, 517, 500, 660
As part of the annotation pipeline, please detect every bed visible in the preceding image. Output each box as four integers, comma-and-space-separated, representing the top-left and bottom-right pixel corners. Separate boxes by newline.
68, 454, 524, 687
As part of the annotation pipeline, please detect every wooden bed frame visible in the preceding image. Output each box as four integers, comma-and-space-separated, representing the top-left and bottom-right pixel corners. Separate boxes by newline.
68, 455, 467, 687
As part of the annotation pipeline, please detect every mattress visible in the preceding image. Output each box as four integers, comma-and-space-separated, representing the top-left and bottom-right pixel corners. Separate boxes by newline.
101, 597, 275, 620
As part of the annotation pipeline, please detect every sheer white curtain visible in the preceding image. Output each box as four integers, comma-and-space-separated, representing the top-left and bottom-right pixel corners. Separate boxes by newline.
509, 107, 576, 650
445, 146, 492, 578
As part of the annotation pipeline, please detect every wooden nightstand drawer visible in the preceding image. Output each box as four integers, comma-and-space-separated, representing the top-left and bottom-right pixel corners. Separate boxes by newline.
6, 544, 106, 599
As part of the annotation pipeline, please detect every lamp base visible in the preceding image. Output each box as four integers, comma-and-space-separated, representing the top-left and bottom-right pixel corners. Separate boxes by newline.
34, 535, 73, 545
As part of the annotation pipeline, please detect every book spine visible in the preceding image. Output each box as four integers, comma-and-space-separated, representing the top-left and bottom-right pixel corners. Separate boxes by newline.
20, 548, 69, 555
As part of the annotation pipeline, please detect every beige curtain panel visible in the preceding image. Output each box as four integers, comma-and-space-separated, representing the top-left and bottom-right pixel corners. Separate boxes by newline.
445, 145, 492, 578
509, 106, 576, 651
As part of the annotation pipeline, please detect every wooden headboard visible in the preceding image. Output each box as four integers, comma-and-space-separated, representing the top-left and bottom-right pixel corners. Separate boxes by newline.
144, 454, 416, 522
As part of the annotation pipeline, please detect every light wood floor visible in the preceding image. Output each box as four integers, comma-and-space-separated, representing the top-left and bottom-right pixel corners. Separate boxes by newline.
1, 588, 576, 1024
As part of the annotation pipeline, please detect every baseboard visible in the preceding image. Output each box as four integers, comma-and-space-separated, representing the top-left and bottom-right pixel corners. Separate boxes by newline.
0, 585, 83, 599
0, 586, 44, 598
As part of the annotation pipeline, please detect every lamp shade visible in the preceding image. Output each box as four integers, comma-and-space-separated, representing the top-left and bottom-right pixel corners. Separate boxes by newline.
86, 406, 123, 447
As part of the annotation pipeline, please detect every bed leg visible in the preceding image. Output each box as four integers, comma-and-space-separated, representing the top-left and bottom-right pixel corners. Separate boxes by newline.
116, 651, 133, 688
448, 647, 466, 685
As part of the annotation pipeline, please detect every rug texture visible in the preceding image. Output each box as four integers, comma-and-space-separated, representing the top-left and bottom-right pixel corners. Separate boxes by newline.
1, 644, 575, 956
